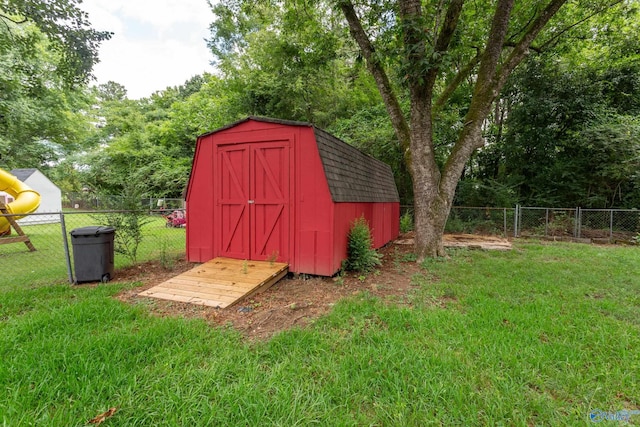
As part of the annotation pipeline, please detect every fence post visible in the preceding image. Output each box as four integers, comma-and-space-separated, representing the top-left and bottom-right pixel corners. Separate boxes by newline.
514, 204, 520, 237
503, 208, 507, 237
575, 207, 581, 238
545, 208, 549, 237
60, 212, 75, 284
609, 209, 614, 241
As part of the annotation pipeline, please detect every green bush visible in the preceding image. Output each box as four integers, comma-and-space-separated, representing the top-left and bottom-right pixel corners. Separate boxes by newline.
92, 181, 151, 263
400, 211, 413, 233
345, 216, 381, 273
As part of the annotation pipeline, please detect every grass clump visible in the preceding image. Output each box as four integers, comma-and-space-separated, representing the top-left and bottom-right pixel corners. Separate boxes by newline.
345, 216, 381, 273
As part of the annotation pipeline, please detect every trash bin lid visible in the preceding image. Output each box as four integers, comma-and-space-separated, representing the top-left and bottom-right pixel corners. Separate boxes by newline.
70, 226, 115, 237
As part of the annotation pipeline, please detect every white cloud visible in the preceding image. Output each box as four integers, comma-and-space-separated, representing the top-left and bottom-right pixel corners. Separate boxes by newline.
82, 0, 215, 99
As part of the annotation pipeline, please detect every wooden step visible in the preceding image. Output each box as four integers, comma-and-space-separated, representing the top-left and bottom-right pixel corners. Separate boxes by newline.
139, 257, 288, 308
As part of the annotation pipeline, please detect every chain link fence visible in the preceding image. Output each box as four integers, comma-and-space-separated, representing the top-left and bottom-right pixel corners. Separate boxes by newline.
3, 204, 638, 288
446, 207, 515, 237
515, 206, 639, 243
63, 193, 185, 211
0, 209, 186, 289
401, 205, 639, 243
401, 206, 515, 237
515, 207, 578, 238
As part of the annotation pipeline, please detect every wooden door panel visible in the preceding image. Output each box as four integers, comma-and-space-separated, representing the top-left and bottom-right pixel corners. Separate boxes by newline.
218, 146, 249, 259
250, 143, 289, 261
252, 204, 284, 257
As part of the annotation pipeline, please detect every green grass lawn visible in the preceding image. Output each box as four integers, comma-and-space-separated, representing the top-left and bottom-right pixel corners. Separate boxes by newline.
1, 241, 639, 425
0, 213, 185, 290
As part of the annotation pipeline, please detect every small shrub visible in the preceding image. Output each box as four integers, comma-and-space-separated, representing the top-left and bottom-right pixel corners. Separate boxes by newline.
91, 181, 151, 264
444, 217, 467, 233
400, 211, 414, 233
267, 250, 279, 266
346, 216, 381, 273
159, 241, 175, 270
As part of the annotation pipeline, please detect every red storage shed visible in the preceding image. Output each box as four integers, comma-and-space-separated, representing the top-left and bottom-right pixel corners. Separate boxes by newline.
186, 117, 399, 276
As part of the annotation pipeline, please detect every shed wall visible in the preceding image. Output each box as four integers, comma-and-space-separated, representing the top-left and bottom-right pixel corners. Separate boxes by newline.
293, 127, 335, 275
187, 118, 400, 276
332, 202, 400, 275
186, 134, 216, 261
187, 121, 338, 275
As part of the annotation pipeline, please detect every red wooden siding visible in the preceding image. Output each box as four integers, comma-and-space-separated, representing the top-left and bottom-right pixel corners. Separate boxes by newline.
186, 117, 399, 276
294, 126, 334, 275
217, 144, 250, 259
186, 134, 215, 261
250, 141, 290, 261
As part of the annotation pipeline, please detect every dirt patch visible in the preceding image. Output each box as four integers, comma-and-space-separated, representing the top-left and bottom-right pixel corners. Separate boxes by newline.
114, 233, 505, 340
396, 233, 512, 251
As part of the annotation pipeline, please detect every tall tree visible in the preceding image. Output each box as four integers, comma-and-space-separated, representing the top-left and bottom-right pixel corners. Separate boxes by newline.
208, 0, 380, 127
338, 0, 627, 259
0, 22, 94, 168
0, 0, 111, 85
461, 4, 640, 208
1, 0, 111, 169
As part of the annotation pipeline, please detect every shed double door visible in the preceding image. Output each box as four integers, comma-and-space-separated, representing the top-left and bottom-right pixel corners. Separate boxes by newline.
217, 142, 290, 262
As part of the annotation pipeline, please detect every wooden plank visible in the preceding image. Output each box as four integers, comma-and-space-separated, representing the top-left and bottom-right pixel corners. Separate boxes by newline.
160, 276, 257, 292
145, 282, 247, 298
0, 236, 29, 245
179, 270, 272, 283
140, 286, 239, 303
0, 202, 36, 251
184, 266, 287, 280
138, 257, 288, 309
138, 291, 227, 308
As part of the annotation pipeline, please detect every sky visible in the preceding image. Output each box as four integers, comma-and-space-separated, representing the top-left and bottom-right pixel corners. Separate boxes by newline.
81, 0, 215, 99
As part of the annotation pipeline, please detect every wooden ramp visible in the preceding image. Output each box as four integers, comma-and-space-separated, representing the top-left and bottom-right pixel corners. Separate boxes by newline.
139, 257, 288, 309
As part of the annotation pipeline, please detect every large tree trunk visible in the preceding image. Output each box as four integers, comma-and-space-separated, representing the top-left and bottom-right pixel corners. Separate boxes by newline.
412, 125, 485, 261
413, 184, 450, 259
410, 121, 451, 258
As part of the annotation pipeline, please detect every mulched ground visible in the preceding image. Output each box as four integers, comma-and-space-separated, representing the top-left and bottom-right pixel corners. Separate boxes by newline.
113, 233, 509, 340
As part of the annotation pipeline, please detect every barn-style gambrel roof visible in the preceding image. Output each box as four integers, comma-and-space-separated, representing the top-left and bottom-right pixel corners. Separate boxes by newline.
202, 116, 399, 203
313, 127, 398, 203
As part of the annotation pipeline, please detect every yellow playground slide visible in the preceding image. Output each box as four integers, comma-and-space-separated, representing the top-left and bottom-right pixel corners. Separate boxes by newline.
0, 168, 41, 235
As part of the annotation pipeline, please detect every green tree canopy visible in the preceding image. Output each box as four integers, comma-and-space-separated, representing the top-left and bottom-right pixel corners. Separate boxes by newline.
0, 0, 112, 85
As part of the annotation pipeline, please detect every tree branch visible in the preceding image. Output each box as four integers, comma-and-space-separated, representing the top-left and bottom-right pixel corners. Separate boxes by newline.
507, 6, 539, 44
433, 0, 465, 54
0, 13, 28, 24
474, 0, 515, 103
339, 1, 411, 155
425, 0, 465, 90
496, 0, 568, 89
433, 50, 481, 112
536, 0, 625, 52
504, 41, 543, 54
440, 0, 516, 196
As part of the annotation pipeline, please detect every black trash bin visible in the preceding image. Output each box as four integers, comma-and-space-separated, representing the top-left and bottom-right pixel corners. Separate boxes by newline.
70, 226, 115, 283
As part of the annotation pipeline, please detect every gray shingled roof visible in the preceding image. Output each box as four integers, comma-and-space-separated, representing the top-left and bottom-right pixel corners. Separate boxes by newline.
10, 169, 37, 182
313, 128, 399, 203
199, 116, 399, 203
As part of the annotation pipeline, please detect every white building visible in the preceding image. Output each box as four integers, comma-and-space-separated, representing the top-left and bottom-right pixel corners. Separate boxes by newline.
0, 169, 62, 224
